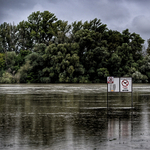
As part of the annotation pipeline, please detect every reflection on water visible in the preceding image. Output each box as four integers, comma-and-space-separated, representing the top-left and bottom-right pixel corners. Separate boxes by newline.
0, 84, 150, 150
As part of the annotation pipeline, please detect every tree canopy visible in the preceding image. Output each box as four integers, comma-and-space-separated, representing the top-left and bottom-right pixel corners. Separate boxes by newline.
0, 11, 148, 83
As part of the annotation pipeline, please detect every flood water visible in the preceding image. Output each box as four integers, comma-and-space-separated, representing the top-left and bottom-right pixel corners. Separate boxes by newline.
0, 84, 150, 150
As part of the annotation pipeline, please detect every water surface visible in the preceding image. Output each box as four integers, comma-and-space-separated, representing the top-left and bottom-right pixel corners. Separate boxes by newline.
0, 84, 150, 150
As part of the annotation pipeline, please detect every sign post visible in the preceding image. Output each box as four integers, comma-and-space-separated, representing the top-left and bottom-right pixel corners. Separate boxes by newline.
120, 77, 132, 92
107, 77, 119, 92
107, 77, 133, 109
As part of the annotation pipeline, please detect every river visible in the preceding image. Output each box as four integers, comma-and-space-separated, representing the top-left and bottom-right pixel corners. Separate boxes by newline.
0, 84, 150, 150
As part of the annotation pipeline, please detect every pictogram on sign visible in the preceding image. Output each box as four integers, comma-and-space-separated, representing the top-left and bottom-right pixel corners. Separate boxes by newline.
107, 77, 114, 84
107, 77, 132, 92
107, 77, 133, 109
121, 79, 129, 88
107, 77, 119, 92
120, 77, 132, 92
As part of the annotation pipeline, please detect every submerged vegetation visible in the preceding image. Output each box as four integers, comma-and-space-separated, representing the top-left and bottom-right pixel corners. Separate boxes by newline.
0, 11, 150, 83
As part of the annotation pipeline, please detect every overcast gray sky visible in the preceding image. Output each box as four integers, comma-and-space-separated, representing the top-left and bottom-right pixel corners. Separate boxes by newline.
0, 0, 150, 46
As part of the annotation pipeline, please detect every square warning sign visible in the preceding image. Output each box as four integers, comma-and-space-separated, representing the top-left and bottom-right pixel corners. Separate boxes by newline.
120, 77, 132, 92
107, 77, 119, 92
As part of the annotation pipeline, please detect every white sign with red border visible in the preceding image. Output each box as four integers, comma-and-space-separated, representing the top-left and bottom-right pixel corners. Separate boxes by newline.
107, 77, 119, 92
120, 77, 132, 92
107, 77, 114, 84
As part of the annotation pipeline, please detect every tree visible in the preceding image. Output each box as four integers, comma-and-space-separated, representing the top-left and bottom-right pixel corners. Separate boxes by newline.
0, 11, 147, 83
0, 72, 15, 83
0, 53, 5, 77
97, 68, 109, 82
140, 55, 150, 82
105, 30, 123, 54
17, 21, 33, 51
83, 18, 107, 33
33, 43, 46, 55
0, 22, 18, 66
107, 52, 121, 76
54, 20, 71, 44
15, 49, 31, 72
116, 43, 133, 76
129, 32, 144, 61
43, 43, 85, 83
146, 39, 150, 55
71, 21, 83, 35
132, 71, 148, 83
0, 22, 18, 53
18, 52, 44, 83
28, 11, 58, 45
6, 51, 17, 74
74, 26, 108, 82
0, 53, 5, 68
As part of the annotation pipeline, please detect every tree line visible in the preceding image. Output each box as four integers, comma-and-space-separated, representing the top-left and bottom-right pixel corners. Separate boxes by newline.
0, 11, 150, 83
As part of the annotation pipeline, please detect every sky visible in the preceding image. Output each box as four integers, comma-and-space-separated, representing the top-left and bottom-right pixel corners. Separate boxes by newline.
0, 0, 150, 46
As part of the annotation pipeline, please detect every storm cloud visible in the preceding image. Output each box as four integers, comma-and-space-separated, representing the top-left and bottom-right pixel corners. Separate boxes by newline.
0, 0, 150, 45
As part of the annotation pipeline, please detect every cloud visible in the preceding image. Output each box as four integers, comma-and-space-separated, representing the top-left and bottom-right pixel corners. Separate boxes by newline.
132, 15, 150, 34
0, 0, 37, 23
95, 0, 130, 30
0, 0, 150, 44
127, 15, 150, 43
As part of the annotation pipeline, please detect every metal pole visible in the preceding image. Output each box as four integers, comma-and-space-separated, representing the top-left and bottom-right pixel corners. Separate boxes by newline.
119, 117, 121, 142
131, 78, 133, 108
131, 92, 133, 109
131, 79, 133, 140
107, 83, 109, 115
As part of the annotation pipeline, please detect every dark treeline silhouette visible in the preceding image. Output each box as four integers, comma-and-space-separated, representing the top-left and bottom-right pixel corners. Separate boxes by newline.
0, 11, 150, 83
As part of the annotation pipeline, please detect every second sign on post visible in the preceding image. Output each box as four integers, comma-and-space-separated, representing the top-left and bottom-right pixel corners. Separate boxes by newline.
107, 77, 132, 93
120, 77, 132, 92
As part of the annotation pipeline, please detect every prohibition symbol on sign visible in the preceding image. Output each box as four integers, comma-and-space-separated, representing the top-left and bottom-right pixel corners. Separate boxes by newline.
120, 77, 132, 92
122, 79, 129, 88
107, 77, 114, 84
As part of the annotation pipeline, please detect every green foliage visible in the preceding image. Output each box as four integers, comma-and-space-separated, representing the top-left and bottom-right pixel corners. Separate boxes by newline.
6, 51, 17, 74
0, 72, 15, 83
54, 20, 71, 44
78, 76, 90, 83
17, 61, 31, 83
147, 39, 150, 55
97, 68, 109, 77
15, 50, 31, 66
0, 11, 148, 83
0, 53, 5, 68
40, 77, 51, 83
0, 22, 18, 53
17, 20, 33, 50
97, 68, 109, 82
28, 11, 58, 45
33, 43, 46, 55
19, 52, 44, 83
140, 55, 150, 82
132, 71, 148, 83
43, 43, 85, 83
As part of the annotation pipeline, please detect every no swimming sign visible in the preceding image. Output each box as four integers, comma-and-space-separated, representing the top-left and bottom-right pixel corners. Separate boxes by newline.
107, 76, 133, 108
120, 77, 132, 92
107, 77, 132, 93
